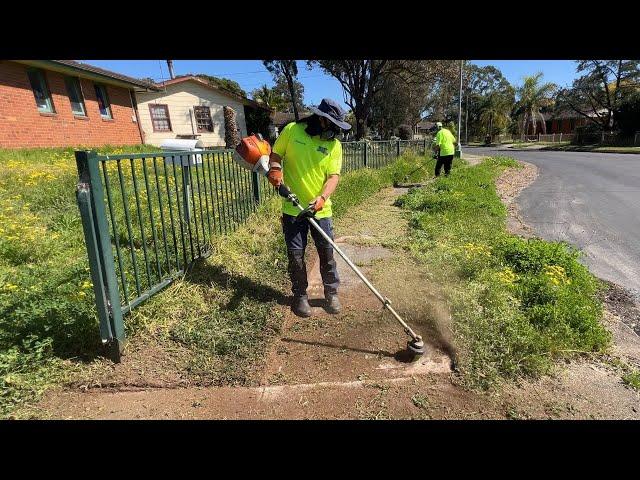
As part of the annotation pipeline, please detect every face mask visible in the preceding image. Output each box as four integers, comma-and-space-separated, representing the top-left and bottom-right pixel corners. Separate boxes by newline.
321, 129, 337, 140
304, 116, 323, 137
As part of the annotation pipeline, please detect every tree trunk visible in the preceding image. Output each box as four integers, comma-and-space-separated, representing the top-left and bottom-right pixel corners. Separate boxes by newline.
465, 95, 469, 144
489, 114, 493, 143
223, 106, 241, 149
284, 72, 299, 121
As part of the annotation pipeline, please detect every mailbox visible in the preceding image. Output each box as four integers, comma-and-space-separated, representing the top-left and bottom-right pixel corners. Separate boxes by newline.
160, 138, 204, 166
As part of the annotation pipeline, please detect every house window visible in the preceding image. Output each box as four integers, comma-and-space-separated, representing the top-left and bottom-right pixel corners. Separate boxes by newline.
65, 77, 86, 116
149, 104, 172, 132
27, 69, 55, 113
94, 84, 112, 119
194, 106, 213, 132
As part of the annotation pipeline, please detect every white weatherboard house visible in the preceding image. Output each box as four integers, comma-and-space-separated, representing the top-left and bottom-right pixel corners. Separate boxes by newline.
135, 76, 265, 148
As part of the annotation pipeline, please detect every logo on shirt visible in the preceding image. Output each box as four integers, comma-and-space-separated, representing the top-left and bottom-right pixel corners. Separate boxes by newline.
317, 146, 328, 155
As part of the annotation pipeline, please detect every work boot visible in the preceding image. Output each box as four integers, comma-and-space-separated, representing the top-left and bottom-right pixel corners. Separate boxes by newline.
287, 249, 308, 297
292, 295, 312, 317
325, 294, 341, 314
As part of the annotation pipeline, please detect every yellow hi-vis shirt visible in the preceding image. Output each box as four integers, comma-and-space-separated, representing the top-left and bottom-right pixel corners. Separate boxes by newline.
272, 122, 342, 219
432, 128, 457, 156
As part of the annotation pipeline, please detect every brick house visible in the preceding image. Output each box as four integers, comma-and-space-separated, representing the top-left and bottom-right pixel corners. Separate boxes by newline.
0, 60, 158, 148
524, 109, 600, 135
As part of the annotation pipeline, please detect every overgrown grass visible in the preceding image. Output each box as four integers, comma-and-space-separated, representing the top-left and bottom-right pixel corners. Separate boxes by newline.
396, 156, 610, 389
0, 145, 157, 418
0, 144, 427, 418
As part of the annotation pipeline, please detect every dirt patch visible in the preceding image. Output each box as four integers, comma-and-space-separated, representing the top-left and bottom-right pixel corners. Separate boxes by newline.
602, 280, 640, 338
495, 160, 539, 237
38, 373, 513, 420
260, 186, 455, 386
462, 153, 487, 166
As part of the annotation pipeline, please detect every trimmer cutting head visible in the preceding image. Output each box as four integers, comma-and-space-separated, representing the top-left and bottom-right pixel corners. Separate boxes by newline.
407, 336, 426, 358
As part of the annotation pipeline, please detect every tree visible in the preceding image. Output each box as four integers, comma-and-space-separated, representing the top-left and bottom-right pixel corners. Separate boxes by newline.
616, 91, 640, 137
460, 64, 514, 141
263, 60, 301, 120
311, 60, 458, 139
516, 73, 557, 137
245, 106, 273, 140
369, 61, 455, 138
555, 60, 640, 132
398, 124, 413, 140
308, 60, 389, 139
179, 74, 247, 98
251, 84, 284, 111
272, 75, 305, 114
478, 91, 513, 142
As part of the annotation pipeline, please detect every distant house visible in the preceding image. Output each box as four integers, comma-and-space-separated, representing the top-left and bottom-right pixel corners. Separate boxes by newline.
524, 109, 601, 135
135, 76, 268, 148
270, 110, 311, 138
0, 60, 158, 148
412, 118, 436, 139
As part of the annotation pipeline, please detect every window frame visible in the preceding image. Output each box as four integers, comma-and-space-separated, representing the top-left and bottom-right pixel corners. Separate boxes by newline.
149, 104, 172, 132
27, 68, 55, 113
193, 105, 213, 133
94, 83, 113, 119
65, 76, 87, 116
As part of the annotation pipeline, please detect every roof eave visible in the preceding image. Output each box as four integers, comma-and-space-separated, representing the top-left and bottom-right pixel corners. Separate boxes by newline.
13, 60, 160, 91
157, 76, 269, 110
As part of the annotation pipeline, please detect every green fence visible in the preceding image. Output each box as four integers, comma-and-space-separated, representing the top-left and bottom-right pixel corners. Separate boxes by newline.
75, 139, 429, 360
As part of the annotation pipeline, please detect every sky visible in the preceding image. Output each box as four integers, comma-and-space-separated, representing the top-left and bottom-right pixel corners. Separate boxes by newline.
84, 59, 581, 110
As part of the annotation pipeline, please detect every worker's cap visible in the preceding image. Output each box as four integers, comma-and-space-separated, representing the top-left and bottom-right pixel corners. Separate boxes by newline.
309, 98, 352, 131
436, 122, 443, 128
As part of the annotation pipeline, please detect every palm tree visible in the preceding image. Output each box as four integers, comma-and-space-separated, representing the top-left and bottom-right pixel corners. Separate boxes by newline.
478, 92, 512, 143
251, 85, 283, 111
516, 73, 557, 138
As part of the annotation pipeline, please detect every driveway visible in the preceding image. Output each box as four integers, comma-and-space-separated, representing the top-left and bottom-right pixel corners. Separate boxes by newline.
464, 146, 640, 300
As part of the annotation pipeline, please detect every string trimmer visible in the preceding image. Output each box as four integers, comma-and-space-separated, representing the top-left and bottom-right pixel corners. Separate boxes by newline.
233, 133, 425, 358
393, 152, 438, 188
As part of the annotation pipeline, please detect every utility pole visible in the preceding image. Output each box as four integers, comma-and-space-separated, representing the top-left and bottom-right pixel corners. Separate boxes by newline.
167, 60, 175, 80
456, 59, 463, 157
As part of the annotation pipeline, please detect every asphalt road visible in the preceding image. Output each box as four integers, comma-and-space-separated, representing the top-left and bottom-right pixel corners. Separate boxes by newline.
464, 146, 640, 299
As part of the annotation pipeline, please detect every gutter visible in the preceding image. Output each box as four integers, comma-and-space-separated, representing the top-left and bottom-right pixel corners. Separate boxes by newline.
129, 89, 145, 144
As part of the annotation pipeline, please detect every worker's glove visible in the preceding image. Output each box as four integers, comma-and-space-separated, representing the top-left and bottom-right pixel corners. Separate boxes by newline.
267, 166, 282, 187
309, 195, 326, 212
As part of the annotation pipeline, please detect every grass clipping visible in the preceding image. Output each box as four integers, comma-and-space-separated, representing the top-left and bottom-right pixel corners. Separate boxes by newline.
396, 156, 611, 390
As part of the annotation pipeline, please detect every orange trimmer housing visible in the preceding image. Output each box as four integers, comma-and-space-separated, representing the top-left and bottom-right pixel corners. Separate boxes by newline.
234, 133, 272, 174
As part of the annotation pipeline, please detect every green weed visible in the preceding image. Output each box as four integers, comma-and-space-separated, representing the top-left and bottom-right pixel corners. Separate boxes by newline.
397, 156, 610, 389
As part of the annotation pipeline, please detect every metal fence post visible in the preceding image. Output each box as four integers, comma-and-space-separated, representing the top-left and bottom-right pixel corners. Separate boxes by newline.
396, 140, 401, 157
363, 141, 368, 167
75, 150, 125, 362
251, 171, 261, 204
